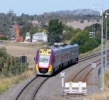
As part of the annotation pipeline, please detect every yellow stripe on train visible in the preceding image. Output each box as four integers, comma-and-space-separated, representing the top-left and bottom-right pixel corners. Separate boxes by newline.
36, 64, 38, 71
48, 65, 52, 72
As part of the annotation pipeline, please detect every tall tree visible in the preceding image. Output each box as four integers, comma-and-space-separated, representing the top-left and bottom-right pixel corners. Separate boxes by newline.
47, 19, 63, 44
20, 23, 37, 38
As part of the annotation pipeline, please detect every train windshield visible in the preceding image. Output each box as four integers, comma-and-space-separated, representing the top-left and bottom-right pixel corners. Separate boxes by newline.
39, 55, 50, 63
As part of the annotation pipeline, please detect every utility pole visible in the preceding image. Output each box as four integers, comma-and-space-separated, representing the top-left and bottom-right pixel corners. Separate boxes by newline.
100, 4, 104, 91
105, 12, 109, 70
94, 24, 95, 38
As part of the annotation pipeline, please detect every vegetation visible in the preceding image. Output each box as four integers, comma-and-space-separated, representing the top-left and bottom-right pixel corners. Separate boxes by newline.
83, 70, 109, 100
0, 10, 103, 54
0, 36, 8, 40
47, 19, 64, 44
0, 9, 108, 54
85, 23, 101, 38
62, 25, 75, 41
0, 47, 28, 77
0, 70, 34, 94
71, 30, 101, 53
0, 10, 101, 39
20, 23, 38, 38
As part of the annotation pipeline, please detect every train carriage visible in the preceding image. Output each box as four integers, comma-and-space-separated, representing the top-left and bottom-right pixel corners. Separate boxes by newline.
35, 44, 78, 76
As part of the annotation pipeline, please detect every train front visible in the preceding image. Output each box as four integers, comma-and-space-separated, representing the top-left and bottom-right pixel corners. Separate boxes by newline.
35, 48, 54, 76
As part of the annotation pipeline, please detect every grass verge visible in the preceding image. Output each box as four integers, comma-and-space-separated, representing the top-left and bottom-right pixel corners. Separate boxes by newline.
0, 70, 34, 94
84, 70, 109, 100
79, 46, 100, 59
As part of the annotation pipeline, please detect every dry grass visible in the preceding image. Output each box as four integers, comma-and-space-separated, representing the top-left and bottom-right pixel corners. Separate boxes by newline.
79, 46, 100, 59
0, 41, 38, 94
0, 41, 44, 68
0, 70, 34, 94
84, 70, 109, 100
3, 41, 44, 48
84, 91, 109, 100
67, 20, 100, 30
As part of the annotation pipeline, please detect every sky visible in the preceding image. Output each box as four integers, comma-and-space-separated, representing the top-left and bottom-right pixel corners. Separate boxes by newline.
0, 0, 109, 16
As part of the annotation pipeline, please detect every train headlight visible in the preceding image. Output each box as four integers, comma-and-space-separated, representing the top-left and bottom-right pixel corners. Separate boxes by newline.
36, 64, 38, 71
48, 65, 52, 72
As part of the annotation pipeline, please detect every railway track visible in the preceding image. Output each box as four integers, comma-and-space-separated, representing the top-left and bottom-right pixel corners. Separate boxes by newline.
15, 76, 36, 100
73, 53, 109, 82
79, 49, 109, 62
15, 76, 49, 100
76, 50, 109, 81
66, 51, 109, 97
71, 53, 109, 96
72, 59, 100, 82
79, 52, 100, 62
31, 77, 49, 100
15, 51, 109, 100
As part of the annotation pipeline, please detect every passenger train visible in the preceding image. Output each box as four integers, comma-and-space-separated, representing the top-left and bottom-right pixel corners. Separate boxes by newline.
35, 44, 78, 76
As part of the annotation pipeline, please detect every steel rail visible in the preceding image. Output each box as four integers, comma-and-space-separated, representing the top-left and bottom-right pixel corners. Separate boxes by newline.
72, 59, 100, 81
31, 78, 49, 100
15, 76, 37, 100
15, 76, 49, 100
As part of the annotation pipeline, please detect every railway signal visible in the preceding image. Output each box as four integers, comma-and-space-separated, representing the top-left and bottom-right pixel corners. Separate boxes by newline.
20, 55, 27, 72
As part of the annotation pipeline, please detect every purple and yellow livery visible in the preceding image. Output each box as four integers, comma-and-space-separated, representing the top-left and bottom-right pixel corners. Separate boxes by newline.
35, 44, 78, 76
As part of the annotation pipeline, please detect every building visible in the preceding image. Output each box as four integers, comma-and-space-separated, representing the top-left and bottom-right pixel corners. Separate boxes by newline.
32, 32, 48, 43
25, 32, 31, 42
0, 34, 6, 37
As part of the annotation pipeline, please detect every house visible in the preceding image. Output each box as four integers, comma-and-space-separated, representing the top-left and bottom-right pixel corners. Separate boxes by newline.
32, 32, 48, 43
25, 32, 31, 42
0, 34, 6, 37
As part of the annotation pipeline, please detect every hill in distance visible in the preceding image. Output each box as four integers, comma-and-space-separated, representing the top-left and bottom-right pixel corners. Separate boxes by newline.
53, 9, 100, 16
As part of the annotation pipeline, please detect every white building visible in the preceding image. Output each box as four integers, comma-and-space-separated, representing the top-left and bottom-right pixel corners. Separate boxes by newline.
25, 32, 31, 42
32, 32, 48, 43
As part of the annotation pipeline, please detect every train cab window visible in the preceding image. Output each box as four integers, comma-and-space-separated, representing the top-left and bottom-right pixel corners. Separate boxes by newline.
39, 55, 50, 63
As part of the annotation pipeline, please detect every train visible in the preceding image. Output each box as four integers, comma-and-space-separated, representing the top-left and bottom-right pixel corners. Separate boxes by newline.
35, 43, 79, 76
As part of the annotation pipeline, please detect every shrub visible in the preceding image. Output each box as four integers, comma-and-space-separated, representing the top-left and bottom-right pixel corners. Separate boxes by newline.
0, 36, 8, 40
71, 30, 101, 53
0, 47, 28, 77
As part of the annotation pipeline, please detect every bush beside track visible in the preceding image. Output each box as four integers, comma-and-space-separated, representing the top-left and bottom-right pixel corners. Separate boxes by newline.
71, 30, 101, 53
0, 47, 28, 77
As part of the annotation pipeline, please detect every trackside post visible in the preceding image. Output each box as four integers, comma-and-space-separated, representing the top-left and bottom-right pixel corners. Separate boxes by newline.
60, 72, 65, 96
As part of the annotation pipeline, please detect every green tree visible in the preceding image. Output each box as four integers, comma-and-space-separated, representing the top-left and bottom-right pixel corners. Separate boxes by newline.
0, 47, 28, 76
62, 32, 73, 41
71, 30, 100, 53
20, 23, 37, 38
48, 19, 63, 34
62, 25, 75, 41
47, 19, 63, 44
71, 30, 89, 45
85, 23, 101, 39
